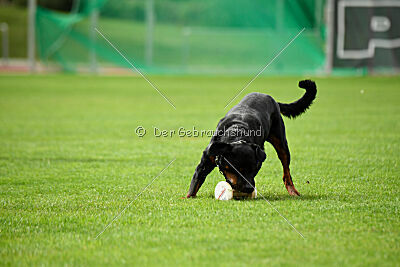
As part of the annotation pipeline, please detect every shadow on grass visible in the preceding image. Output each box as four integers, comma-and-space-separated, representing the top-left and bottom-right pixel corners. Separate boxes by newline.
203, 192, 330, 202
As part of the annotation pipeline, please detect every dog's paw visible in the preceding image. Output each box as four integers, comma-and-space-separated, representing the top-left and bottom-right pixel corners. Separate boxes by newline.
286, 185, 300, 196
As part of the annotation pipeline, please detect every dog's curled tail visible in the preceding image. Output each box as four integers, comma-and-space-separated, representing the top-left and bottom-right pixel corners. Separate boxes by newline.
278, 79, 317, 119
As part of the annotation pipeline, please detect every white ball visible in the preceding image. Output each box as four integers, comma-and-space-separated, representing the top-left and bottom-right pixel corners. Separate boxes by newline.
215, 181, 233, 200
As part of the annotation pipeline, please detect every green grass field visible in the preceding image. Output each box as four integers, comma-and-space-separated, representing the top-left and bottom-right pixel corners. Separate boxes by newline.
0, 74, 399, 266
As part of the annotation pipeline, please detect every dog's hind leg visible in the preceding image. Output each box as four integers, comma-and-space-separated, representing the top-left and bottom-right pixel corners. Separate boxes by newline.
267, 117, 300, 196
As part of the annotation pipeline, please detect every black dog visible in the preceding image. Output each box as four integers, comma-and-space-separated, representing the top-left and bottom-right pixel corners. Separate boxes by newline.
186, 80, 317, 198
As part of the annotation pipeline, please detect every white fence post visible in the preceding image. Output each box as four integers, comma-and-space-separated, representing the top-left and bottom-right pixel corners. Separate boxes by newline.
325, 0, 334, 74
28, 0, 36, 72
1, 23, 8, 65
145, 0, 154, 66
90, 5, 99, 73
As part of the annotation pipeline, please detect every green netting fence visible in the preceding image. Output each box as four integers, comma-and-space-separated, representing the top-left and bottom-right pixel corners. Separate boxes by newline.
36, 0, 327, 74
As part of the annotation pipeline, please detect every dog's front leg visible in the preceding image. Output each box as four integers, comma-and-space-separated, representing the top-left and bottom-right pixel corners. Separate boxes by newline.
186, 150, 216, 198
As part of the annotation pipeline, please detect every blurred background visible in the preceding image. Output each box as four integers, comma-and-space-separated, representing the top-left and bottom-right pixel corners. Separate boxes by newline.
0, 0, 399, 75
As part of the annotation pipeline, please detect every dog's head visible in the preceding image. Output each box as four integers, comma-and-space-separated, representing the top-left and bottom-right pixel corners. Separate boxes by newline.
208, 141, 266, 193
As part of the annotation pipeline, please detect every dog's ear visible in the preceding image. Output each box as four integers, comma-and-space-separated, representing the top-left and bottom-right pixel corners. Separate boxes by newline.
208, 142, 232, 156
251, 144, 266, 162
256, 147, 266, 162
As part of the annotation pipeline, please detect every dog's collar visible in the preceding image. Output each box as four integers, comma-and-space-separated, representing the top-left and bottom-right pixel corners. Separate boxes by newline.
229, 140, 247, 145
215, 155, 222, 168
215, 155, 226, 178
